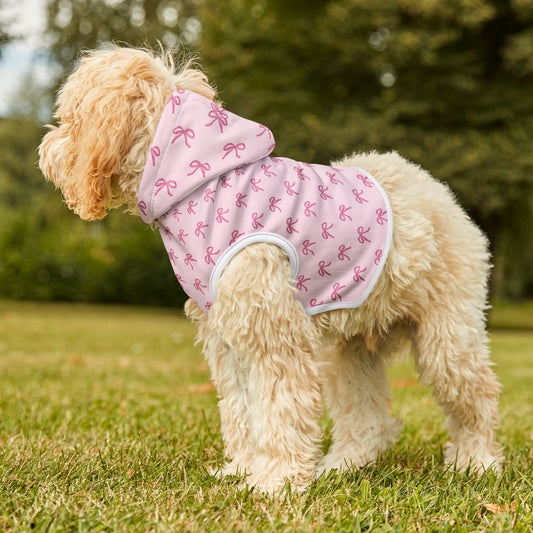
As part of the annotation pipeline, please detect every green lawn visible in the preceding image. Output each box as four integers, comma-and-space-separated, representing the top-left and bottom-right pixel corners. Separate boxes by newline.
1, 300, 532, 532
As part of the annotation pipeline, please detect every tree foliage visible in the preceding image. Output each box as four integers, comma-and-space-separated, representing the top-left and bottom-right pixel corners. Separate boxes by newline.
0, 0, 14, 57
0, 27, 8, 57
197, 0, 533, 298
0, 0, 531, 303
0, 115, 186, 306
1, 0, 199, 306
44, 0, 200, 72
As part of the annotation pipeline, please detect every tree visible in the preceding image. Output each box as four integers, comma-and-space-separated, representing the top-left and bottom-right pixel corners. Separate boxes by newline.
0, 113, 185, 306
44, 0, 201, 73
0, 0, 14, 57
198, 0, 533, 299
0, 0, 200, 306
3, 0, 530, 304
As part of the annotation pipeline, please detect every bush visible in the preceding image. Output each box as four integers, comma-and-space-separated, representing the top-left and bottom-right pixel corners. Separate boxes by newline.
0, 207, 187, 308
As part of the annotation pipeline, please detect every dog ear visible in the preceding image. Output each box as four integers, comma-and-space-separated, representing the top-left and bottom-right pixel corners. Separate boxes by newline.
65, 85, 133, 220
39, 87, 127, 221
40, 48, 164, 221
39, 47, 217, 221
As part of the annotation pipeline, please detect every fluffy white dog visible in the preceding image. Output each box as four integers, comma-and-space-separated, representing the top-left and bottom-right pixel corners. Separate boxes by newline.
39, 46, 503, 493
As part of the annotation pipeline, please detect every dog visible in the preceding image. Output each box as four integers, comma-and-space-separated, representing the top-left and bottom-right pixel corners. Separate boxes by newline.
39, 46, 503, 493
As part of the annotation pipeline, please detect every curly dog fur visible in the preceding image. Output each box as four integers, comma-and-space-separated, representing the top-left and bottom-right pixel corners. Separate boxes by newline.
39, 46, 503, 493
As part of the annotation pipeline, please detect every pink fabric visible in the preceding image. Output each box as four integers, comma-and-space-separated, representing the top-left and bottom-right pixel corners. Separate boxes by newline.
139, 89, 392, 315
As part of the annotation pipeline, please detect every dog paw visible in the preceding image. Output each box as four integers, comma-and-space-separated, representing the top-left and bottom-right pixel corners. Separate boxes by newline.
316, 451, 375, 477
318, 418, 403, 476
209, 460, 249, 478
443, 441, 504, 473
244, 473, 308, 496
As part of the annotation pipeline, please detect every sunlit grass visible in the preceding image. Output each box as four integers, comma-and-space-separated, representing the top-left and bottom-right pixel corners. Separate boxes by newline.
489, 300, 533, 331
1, 300, 532, 531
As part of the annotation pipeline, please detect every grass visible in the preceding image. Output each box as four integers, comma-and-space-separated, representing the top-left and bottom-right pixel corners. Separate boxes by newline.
0, 299, 532, 532
489, 300, 533, 331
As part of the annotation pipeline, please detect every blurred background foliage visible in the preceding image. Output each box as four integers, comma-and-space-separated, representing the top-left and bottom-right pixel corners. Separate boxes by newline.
0, 0, 532, 306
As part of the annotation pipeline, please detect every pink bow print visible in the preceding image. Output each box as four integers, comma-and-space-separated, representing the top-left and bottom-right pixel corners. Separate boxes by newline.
318, 185, 333, 200
302, 240, 316, 256
195, 221, 208, 238
234, 164, 246, 176
286, 217, 299, 234
296, 275, 310, 292
269, 197, 281, 212
357, 226, 371, 244
321, 222, 334, 239
138, 201, 147, 217
338, 245, 351, 261
376, 209, 388, 225
235, 193, 247, 208
304, 201, 317, 217
352, 189, 368, 204
187, 200, 198, 215
205, 247, 220, 265
375, 249, 383, 265
261, 164, 276, 177
357, 173, 373, 188
251, 212, 264, 228
318, 260, 331, 276
352, 266, 367, 282
187, 160, 211, 177
257, 124, 272, 138
168, 249, 178, 265
294, 166, 309, 181
222, 142, 246, 159
155, 178, 177, 196
205, 103, 229, 132
284, 181, 298, 196
168, 93, 182, 113
193, 278, 207, 295
331, 282, 345, 301
229, 229, 245, 245
150, 146, 160, 166
204, 188, 215, 203
338, 205, 352, 221
326, 171, 343, 185
184, 253, 197, 270
172, 126, 195, 148
250, 178, 264, 192
216, 208, 229, 223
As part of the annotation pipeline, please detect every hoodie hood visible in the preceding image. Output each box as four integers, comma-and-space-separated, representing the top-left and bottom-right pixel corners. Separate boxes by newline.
138, 89, 275, 223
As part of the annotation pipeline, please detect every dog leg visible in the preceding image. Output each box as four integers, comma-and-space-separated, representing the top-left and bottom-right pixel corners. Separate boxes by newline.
318, 337, 402, 474
207, 244, 324, 493
413, 314, 503, 472
185, 300, 254, 477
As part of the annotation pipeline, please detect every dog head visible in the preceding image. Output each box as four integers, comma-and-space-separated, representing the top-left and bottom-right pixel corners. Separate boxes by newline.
39, 46, 215, 220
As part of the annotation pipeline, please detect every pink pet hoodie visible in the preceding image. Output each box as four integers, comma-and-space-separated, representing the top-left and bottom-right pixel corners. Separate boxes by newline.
138, 89, 393, 315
